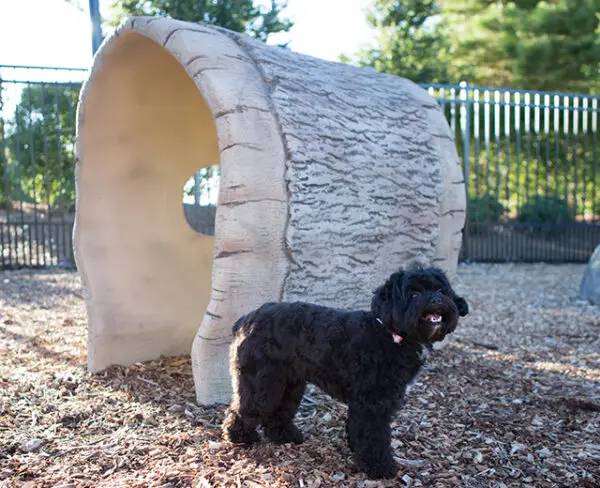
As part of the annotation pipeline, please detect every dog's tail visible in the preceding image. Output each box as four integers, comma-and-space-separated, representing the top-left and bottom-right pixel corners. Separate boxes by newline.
232, 302, 276, 336
232, 310, 255, 336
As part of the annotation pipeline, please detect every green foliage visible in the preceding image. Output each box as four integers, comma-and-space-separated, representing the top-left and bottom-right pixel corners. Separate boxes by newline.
354, 0, 600, 92
439, 0, 600, 92
467, 193, 505, 223
350, 0, 456, 83
108, 0, 293, 43
2, 84, 80, 210
517, 195, 575, 224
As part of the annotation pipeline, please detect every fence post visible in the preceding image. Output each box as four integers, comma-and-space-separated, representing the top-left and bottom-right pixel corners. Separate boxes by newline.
89, 0, 103, 55
459, 81, 471, 260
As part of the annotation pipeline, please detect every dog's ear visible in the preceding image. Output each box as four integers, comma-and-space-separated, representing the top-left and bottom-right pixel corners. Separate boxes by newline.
371, 270, 406, 325
454, 296, 469, 317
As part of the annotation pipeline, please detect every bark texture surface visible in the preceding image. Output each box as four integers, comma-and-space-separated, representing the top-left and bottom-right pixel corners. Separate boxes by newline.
75, 17, 465, 405
224, 31, 465, 308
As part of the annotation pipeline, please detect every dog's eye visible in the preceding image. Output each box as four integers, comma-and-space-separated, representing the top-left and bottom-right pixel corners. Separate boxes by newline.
411, 292, 420, 300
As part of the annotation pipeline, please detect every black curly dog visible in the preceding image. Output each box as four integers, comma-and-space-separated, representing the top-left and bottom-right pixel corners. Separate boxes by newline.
222, 266, 468, 479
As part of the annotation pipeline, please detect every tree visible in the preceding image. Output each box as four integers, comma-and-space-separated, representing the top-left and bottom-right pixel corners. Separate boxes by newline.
346, 0, 457, 84
3, 83, 80, 212
108, 0, 293, 43
440, 0, 600, 93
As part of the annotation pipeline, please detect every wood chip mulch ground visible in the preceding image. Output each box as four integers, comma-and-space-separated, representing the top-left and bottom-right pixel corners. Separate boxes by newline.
1, 263, 599, 488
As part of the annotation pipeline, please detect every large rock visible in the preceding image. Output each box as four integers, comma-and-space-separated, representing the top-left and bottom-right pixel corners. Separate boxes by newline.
74, 16, 466, 405
579, 244, 600, 305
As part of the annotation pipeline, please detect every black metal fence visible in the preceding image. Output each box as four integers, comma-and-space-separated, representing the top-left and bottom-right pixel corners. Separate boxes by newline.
1, 66, 599, 268
424, 83, 600, 262
0, 66, 87, 268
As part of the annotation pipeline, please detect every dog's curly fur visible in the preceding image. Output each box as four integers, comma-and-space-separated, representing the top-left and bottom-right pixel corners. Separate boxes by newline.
222, 266, 469, 479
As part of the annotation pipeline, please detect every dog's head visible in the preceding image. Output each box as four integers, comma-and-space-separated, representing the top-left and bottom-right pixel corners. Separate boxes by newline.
371, 265, 468, 344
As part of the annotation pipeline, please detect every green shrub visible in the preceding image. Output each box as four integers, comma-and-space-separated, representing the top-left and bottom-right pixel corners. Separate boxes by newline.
517, 195, 575, 224
467, 194, 506, 224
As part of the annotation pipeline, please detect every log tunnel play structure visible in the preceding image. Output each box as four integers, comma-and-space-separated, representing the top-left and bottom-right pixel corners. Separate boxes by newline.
74, 17, 466, 405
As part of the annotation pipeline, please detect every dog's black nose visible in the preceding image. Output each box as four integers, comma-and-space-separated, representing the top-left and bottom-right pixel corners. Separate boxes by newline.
429, 295, 443, 306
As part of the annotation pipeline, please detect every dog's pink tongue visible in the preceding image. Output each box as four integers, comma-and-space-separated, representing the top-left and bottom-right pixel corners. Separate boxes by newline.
426, 314, 442, 323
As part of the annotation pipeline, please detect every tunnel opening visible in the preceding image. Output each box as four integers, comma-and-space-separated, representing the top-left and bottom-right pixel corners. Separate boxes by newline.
76, 32, 220, 371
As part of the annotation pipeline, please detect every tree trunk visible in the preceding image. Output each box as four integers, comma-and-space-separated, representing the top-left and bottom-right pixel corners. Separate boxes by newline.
75, 17, 465, 406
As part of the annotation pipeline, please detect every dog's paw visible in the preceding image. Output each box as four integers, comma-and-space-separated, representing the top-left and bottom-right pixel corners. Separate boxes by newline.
222, 412, 260, 446
223, 427, 260, 446
362, 460, 399, 480
264, 422, 304, 445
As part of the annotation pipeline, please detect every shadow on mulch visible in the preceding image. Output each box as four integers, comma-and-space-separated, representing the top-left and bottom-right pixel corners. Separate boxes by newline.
0, 268, 82, 307
0, 324, 82, 366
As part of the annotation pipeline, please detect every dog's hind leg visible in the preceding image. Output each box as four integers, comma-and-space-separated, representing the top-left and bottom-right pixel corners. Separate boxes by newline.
263, 380, 306, 444
222, 379, 261, 446
346, 400, 398, 479
223, 366, 287, 446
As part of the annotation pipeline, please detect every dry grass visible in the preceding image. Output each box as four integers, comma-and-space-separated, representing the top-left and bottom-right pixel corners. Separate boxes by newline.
1, 264, 599, 487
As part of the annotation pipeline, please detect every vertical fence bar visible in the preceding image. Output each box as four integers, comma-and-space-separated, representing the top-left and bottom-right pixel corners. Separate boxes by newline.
533, 93, 542, 259
68, 85, 78, 263
494, 90, 502, 260
593, 98, 598, 222
524, 93, 531, 214
484, 90, 491, 200
0, 224, 4, 268
544, 94, 551, 217
494, 90, 501, 201
55, 83, 66, 265
514, 93, 521, 213
563, 96, 570, 216
472, 88, 480, 258
27, 84, 36, 266
504, 91, 511, 215
514, 92, 522, 260
41, 83, 49, 266
563, 95, 570, 259
553, 95, 560, 233
460, 82, 470, 259
524, 93, 532, 260
450, 87, 457, 135
534, 93, 541, 221
543, 94, 551, 262
460, 82, 470, 195
582, 98, 589, 219
573, 96, 580, 226
0, 77, 8, 268
439, 87, 447, 124
474, 89, 481, 199
14, 100, 26, 266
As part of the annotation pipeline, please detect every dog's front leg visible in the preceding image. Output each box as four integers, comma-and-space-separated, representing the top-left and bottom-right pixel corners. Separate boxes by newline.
346, 401, 398, 479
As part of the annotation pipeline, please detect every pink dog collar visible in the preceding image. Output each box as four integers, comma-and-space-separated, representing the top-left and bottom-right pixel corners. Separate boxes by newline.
376, 318, 403, 344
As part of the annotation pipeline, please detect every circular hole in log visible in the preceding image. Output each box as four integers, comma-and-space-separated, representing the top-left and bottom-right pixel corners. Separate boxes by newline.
182, 165, 220, 236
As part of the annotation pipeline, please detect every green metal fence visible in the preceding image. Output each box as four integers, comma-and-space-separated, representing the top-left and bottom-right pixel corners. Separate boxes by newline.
1, 66, 599, 268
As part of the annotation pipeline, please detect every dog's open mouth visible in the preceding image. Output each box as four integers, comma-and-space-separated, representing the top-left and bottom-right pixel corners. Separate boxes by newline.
419, 312, 446, 342
421, 313, 442, 324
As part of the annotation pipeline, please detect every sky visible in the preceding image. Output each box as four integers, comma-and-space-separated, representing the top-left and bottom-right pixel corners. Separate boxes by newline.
0, 0, 376, 69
